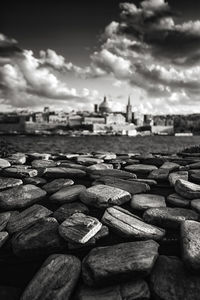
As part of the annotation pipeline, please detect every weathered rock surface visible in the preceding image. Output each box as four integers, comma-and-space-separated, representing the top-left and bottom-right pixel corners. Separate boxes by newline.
175, 179, 200, 199
131, 194, 166, 211
148, 169, 169, 181
0, 212, 11, 231
0, 177, 23, 190
102, 206, 165, 241
0, 231, 9, 248
21, 254, 81, 300
49, 185, 86, 203
77, 157, 104, 166
2, 167, 38, 179
130, 178, 157, 186
150, 255, 200, 300
53, 202, 89, 223
167, 193, 190, 208
87, 163, 113, 171
143, 207, 199, 229
7, 204, 52, 234
7, 153, 26, 165
82, 240, 159, 286
27, 152, 51, 160
181, 220, 200, 271
59, 213, 102, 244
0, 158, 11, 169
42, 178, 74, 194
88, 168, 137, 179
168, 171, 188, 186
31, 159, 58, 168
23, 177, 47, 186
160, 161, 180, 171
191, 199, 200, 213
44, 167, 86, 178
125, 164, 158, 174
80, 185, 131, 208
0, 184, 47, 210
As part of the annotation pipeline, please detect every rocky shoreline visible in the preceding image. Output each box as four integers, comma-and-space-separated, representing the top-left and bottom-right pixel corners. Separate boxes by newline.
0, 151, 200, 299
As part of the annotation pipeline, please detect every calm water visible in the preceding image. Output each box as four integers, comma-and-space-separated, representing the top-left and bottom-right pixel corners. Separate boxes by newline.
1, 135, 200, 154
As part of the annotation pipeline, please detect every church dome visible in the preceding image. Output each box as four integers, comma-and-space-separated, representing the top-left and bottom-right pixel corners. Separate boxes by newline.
99, 97, 112, 114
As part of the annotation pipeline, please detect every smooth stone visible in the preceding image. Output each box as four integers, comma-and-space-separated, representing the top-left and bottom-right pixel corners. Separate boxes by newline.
87, 163, 113, 171
59, 213, 102, 244
190, 171, 200, 183
191, 199, 200, 213
0, 184, 47, 210
168, 171, 188, 186
160, 161, 180, 171
93, 176, 150, 194
53, 202, 89, 223
88, 169, 137, 179
27, 152, 51, 160
2, 167, 38, 178
148, 169, 169, 181
131, 194, 166, 211
0, 212, 11, 231
175, 179, 200, 199
139, 157, 166, 167
42, 178, 74, 194
0, 159, 11, 168
0, 231, 9, 247
0, 177, 23, 190
150, 255, 200, 300
31, 159, 58, 168
143, 207, 199, 229
181, 220, 200, 271
76, 157, 104, 166
59, 162, 87, 170
7, 204, 52, 234
125, 164, 158, 174
11, 217, 65, 257
20, 254, 81, 300
7, 153, 26, 165
187, 161, 200, 169
76, 279, 150, 300
82, 240, 159, 286
130, 178, 157, 186
80, 185, 131, 208
23, 177, 47, 186
102, 206, 165, 241
49, 185, 86, 203
44, 167, 86, 179
167, 193, 190, 208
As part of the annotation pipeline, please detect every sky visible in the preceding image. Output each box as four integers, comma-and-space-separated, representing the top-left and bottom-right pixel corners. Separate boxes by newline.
1, 0, 200, 114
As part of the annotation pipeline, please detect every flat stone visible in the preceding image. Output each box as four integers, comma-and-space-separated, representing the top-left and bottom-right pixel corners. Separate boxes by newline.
143, 207, 199, 229
80, 185, 131, 208
44, 167, 86, 179
59, 213, 102, 244
187, 161, 200, 169
93, 176, 150, 194
167, 193, 190, 208
59, 162, 87, 170
2, 167, 38, 179
150, 255, 200, 300
88, 169, 137, 179
0, 231, 9, 248
0, 158, 11, 168
130, 178, 157, 186
160, 161, 180, 171
23, 177, 47, 186
31, 159, 58, 168
175, 179, 200, 199
168, 171, 188, 186
131, 194, 166, 211
20, 254, 81, 300
181, 220, 200, 271
0, 212, 11, 231
102, 206, 165, 241
27, 152, 51, 160
42, 178, 74, 194
125, 164, 158, 174
76, 279, 150, 300
190, 171, 200, 183
49, 185, 86, 204
87, 163, 113, 171
7, 204, 52, 234
53, 202, 89, 223
139, 157, 166, 167
0, 177, 23, 190
11, 217, 65, 257
82, 240, 159, 286
7, 153, 26, 165
0, 184, 47, 210
191, 199, 200, 213
76, 157, 104, 166
148, 169, 169, 181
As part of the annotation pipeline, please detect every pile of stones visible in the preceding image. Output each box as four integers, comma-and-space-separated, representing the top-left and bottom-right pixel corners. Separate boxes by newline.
0, 151, 200, 299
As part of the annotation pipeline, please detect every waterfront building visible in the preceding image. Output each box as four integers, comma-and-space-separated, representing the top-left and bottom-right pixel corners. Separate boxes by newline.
99, 96, 112, 114
105, 113, 126, 125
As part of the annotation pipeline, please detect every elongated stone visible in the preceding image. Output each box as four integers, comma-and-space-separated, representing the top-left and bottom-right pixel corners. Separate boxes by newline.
181, 220, 200, 271
77, 280, 150, 300
21, 254, 81, 300
87, 163, 113, 171
7, 204, 52, 234
131, 194, 166, 211
53, 202, 89, 223
187, 161, 200, 169
82, 240, 159, 286
31, 159, 58, 168
168, 171, 188, 186
88, 169, 137, 179
167, 193, 190, 208
2, 167, 38, 179
102, 206, 165, 241
0, 212, 11, 231
0, 177, 23, 190
0, 184, 47, 210
191, 199, 200, 213
125, 164, 157, 174
23, 177, 47, 186
11, 217, 65, 257
44, 167, 86, 179
93, 176, 150, 194
143, 207, 199, 229
7, 153, 26, 165
190, 170, 200, 183
80, 185, 131, 208
160, 161, 180, 171
59, 162, 87, 170
150, 255, 200, 300
59, 213, 102, 244
130, 178, 157, 186
49, 185, 86, 203
0, 231, 9, 247
148, 169, 169, 181
175, 179, 200, 199
27, 152, 51, 160
42, 178, 74, 194
0, 158, 11, 168
77, 157, 104, 166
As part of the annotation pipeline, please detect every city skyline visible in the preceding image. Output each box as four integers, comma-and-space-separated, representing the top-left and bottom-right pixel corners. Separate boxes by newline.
1, 0, 200, 114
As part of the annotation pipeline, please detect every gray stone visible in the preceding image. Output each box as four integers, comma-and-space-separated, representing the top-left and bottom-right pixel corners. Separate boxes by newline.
0, 212, 11, 231
131, 194, 166, 211
0, 184, 47, 210
80, 185, 131, 208
44, 167, 86, 178
59, 213, 102, 244
175, 179, 200, 199
189, 170, 200, 183
167, 193, 190, 208
143, 207, 199, 229
88, 169, 137, 179
27, 152, 51, 160
31, 159, 58, 168
82, 240, 159, 286
21, 254, 81, 300
187, 161, 200, 169
125, 164, 158, 174
59, 162, 87, 170
7, 153, 26, 165
168, 171, 188, 186
2, 167, 38, 179
7, 204, 52, 234
87, 163, 113, 171
0, 158, 11, 169
150, 255, 200, 300
0, 231, 9, 248
23, 177, 47, 186
160, 161, 180, 171
130, 178, 157, 186
49, 185, 86, 203
148, 169, 169, 181
102, 206, 165, 241
191, 199, 200, 213
77, 157, 104, 166
0, 177, 23, 190
53, 202, 89, 223
42, 178, 74, 194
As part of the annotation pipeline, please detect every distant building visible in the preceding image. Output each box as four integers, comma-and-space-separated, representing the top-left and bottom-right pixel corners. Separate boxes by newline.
105, 113, 125, 125
83, 116, 105, 125
94, 104, 98, 113
68, 115, 82, 128
99, 96, 112, 114
126, 96, 132, 123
